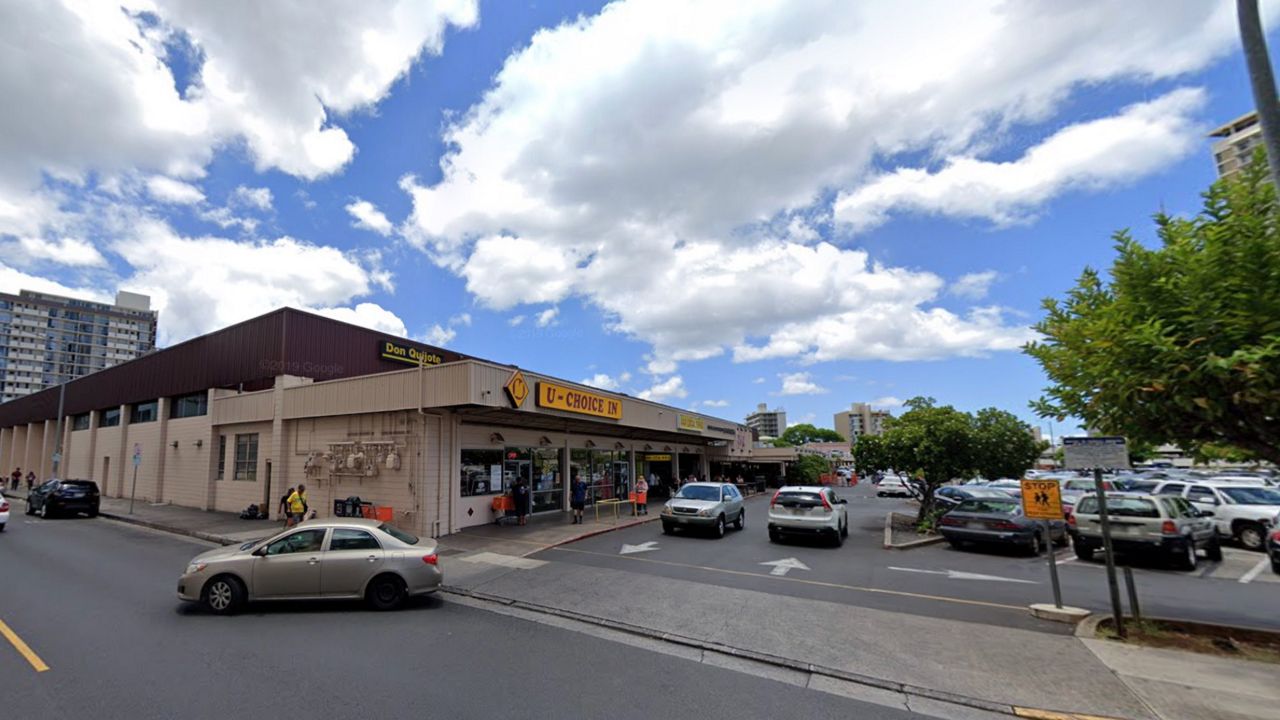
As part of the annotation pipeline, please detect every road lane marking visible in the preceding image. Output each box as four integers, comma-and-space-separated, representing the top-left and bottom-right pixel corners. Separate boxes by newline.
620, 541, 659, 555
1239, 556, 1270, 584
549, 546, 1027, 612
456, 552, 547, 570
0, 618, 49, 673
888, 567, 1038, 584
759, 557, 810, 576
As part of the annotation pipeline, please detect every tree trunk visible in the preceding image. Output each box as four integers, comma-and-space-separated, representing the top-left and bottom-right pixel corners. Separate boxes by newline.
1238, 0, 1280, 189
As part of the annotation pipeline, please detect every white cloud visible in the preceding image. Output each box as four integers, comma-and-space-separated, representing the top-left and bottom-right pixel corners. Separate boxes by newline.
508, 314, 526, 326
311, 303, 407, 337
778, 372, 827, 396
753, 377, 765, 384
231, 185, 273, 211
399, 1, 1243, 366
702, 399, 730, 408
6, 236, 106, 267
451, 312, 472, 327
638, 375, 687, 401
0, 263, 109, 303
146, 176, 205, 205
198, 205, 257, 233
535, 307, 559, 327
581, 373, 621, 391
871, 396, 904, 409
834, 89, 1207, 231
346, 199, 394, 236
423, 324, 456, 347
949, 270, 999, 301
644, 356, 678, 376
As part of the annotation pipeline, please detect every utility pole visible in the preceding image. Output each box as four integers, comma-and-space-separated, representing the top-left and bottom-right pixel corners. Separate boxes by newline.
1238, 0, 1280, 188
51, 380, 66, 479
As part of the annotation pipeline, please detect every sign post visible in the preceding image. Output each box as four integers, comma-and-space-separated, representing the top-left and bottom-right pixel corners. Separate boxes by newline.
1063, 436, 1129, 637
1020, 479, 1064, 608
128, 443, 142, 515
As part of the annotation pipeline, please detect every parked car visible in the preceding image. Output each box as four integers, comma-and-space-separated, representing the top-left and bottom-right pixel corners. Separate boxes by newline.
1268, 511, 1280, 575
1069, 493, 1221, 570
939, 496, 1068, 554
178, 518, 441, 614
26, 479, 100, 519
0, 493, 8, 531
1059, 477, 1119, 518
876, 476, 914, 498
661, 482, 745, 537
935, 486, 1018, 510
767, 485, 848, 546
1157, 482, 1280, 551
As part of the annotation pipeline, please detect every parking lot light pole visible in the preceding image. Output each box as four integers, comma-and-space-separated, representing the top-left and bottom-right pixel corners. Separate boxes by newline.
1093, 467, 1125, 638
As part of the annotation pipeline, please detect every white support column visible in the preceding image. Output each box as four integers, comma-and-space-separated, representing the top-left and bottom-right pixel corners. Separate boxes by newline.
115, 404, 131, 497
154, 397, 170, 502
268, 379, 287, 520
83, 410, 99, 480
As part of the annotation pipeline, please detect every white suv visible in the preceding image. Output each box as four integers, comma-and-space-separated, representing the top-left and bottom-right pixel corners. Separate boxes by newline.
1155, 481, 1280, 551
767, 486, 848, 546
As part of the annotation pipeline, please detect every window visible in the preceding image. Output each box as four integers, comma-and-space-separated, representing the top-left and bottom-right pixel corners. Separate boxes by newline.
1156, 483, 1185, 496
234, 434, 258, 481
170, 392, 207, 419
100, 408, 120, 427
263, 529, 326, 555
1219, 487, 1280, 505
329, 529, 380, 551
460, 449, 504, 496
1186, 486, 1219, 506
216, 436, 227, 480
71, 413, 90, 431
130, 400, 158, 423
1076, 497, 1158, 518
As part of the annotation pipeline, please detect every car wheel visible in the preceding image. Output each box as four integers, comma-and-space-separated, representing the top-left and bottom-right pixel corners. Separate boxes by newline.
768, 527, 780, 543
1176, 539, 1197, 571
367, 574, 407, 611
202, 575, 245, 615
876, 492, 884, 498
1073, 541, 1093, 561
88, 505, 99, 518
840, 519, 849, 538
1236, 522, 1266, 552
831, 528, 844, 547
1029, 532, 1044, 556
947, 538, 964, 549
662, 522, 673, 535
39, 502, 50, 519
1206, 536, 1223, 562
0, 523, 5, 532
734, 509, 745, 531
1272, 557, 1280, 575
24, 501, 33, 516
714, 515, 726, 538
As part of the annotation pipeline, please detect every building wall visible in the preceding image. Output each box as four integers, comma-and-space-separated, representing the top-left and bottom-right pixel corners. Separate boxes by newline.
126, 417, 163, 502
66, 424, 94, 479
212, 421, 274, 514
7, 424, 26, 475
95, 425, 122, 496
164, 415, 214, 509
23, 422, 44, 478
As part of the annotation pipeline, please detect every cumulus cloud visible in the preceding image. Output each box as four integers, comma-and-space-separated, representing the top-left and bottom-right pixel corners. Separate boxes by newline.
423, 324, 456, 347
778, 372, 827, 396
835, 89, 1207, 231
535, 307, 559, 327
581, 373, 621, 391
231, 185, 273, 211
871, 396, 904, 409
638, 375, 687, 401
508, 314, 526, 327
702, 399, 730, 408
147, 176, 206, 205
949, 271, 999, 301
0, 263, 109, 303
346, 199, 394, 236
6, 236, 106, 267
311, 303, 407, 337
399, 1, 1242, 366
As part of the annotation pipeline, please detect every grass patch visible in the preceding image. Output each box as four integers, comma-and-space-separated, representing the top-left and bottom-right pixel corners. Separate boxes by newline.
1098, 618, 1280, 665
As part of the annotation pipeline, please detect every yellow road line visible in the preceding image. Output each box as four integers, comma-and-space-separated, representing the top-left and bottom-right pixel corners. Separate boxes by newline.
1013, 708, 1128, 720
549, 545, 1027, 612
0, 618, 49, 673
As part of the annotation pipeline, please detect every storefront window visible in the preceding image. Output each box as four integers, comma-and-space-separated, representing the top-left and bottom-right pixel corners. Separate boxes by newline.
571, 449, 631, 503
531, 447, 563, 513
461, 449, 504, 496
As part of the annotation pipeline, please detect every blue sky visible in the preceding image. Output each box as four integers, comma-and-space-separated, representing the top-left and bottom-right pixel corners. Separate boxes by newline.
1, 1, 1276, 438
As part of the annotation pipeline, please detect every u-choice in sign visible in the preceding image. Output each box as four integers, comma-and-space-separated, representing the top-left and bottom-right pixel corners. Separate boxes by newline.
536, 381, 622, 420
1020, 479, 1062, 520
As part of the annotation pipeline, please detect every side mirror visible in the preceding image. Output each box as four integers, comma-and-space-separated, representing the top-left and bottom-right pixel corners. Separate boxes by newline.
1199, 510, 1215, 518
252, 546, 269, 557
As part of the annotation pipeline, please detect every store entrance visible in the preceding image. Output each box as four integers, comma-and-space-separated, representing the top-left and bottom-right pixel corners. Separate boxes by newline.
639, 454, 676, 499
504, 447, 564, 514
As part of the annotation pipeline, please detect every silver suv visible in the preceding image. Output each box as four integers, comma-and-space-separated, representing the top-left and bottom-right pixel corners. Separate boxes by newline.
1069, 493, 1221, 570
660, 482, 746, 538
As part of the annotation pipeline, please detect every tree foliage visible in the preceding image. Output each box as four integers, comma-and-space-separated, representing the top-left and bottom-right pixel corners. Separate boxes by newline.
1025, 159, 1280, 465
973, 408, 1048, 480
785, 453, 832, 485
772, 423, 846, 447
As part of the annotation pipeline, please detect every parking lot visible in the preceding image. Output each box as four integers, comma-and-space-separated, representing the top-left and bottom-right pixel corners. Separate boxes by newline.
534, 482, 1280, 634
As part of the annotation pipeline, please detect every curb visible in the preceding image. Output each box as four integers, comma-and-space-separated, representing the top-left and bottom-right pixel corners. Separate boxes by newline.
882, 510, 944, 549
98, 510, 239, 546
540, 515, 660, 554
441, 585, 1129, 720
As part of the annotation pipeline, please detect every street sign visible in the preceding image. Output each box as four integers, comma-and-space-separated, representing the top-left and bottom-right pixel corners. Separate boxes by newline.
1062, 436, 1129, 470
1020, 479, 1062, 520
132, 443, 142, 467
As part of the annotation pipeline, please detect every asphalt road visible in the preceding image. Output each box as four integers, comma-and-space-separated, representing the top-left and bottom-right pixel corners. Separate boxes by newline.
535, 483, 1280, 633
0, 513, 929, 720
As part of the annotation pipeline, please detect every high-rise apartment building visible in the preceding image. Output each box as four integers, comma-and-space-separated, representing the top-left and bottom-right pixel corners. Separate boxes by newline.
0, 290, 158, 403
834, 402, 892, 442
1209, 110, 1265, 179
745, 403, 786, 439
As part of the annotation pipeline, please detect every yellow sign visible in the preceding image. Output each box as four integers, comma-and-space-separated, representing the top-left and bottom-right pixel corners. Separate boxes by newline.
380, 340, 444, 367
1020, 479, 1063, 520
677, 413, 706, 432
536, 381, 622, 420
504, 370, 529, 409
645, 454, 672, 461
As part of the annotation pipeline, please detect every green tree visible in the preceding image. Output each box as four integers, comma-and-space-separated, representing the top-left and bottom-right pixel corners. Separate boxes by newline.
1025, 160, 1280, 465
785, 453, 832, 484
875, 397, 978, 522
972, 408, 1046, 481
852, 434, 889, 478
774, 423, 845, 447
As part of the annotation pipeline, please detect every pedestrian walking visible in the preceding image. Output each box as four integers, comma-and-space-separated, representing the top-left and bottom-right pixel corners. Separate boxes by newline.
279, 486, 295, 527
634, 475, 648, 515
9, 467, 18, 492
25, 470, 36, 492
569, 470, 587, 524
286, 484, 308, 526
512, 477, 530, 526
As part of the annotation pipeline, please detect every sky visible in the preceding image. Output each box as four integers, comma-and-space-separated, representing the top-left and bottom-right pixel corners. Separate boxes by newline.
1, 0, 1275, 438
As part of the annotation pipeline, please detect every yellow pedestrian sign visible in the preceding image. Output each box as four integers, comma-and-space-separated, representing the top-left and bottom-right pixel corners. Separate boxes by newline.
1020, 479, 1062, 520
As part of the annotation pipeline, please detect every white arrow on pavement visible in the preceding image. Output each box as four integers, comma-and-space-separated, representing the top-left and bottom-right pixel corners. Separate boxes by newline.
759, 557, 811, 576
887, 566, 1038, 584
619, 541, 660, 555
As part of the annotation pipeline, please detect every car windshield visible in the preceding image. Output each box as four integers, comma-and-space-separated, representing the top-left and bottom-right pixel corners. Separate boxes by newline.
955, 499, 1018, 514
1219, 487, 1280, 505
379, 523, 420, 545
1076, 497, 1158, 518
675, 485, 721, 501
61, 481, 97, 490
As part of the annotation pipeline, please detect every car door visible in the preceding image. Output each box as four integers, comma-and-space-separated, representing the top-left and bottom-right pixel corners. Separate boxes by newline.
32, 480, 56, 511
722, 485, 741, 519
252, 528, 327, 599
320, 528, 385, 597
827, 488, 847, 526
1184, 486, 1227, 535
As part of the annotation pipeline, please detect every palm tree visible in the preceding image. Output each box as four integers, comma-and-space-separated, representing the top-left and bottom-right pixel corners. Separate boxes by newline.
1238, 0, 1280, 188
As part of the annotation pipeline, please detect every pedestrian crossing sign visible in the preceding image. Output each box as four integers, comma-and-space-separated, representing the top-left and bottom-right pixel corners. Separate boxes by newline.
1020, 479, 1062, 520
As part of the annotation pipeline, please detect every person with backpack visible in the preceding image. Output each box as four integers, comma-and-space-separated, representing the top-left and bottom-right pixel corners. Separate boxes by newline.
569, 469, 588, 524
279, 486, 295, 527
286, 484, 308, 526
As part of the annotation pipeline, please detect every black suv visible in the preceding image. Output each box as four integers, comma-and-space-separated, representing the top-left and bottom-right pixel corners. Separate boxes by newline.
27, 479, 101, 519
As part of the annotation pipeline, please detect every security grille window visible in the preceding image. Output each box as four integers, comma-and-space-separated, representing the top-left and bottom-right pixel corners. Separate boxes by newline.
71, 413, 90, 431
234, 434, 258, 481
130, 400, 158, 423
100, 408, 121, 427
170, 392, 208, 419
216, 435, 227, 480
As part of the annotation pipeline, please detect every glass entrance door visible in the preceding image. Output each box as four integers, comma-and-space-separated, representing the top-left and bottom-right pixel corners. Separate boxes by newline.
531, 447, 563, 513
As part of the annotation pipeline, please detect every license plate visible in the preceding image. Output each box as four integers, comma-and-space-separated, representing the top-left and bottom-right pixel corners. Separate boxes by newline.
676, 517, 687, 524
967, 521, 983, 529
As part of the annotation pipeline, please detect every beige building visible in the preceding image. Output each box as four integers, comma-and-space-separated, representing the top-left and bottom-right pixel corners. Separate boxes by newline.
744, 403, 786, 439
1209, 110, 1265, 179
0, 308, 759, 537
833, 402, 891, 442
